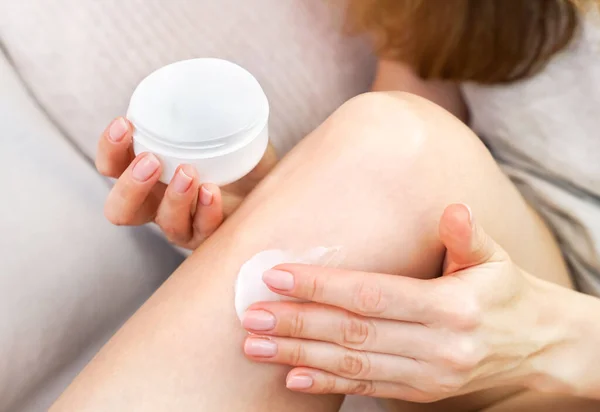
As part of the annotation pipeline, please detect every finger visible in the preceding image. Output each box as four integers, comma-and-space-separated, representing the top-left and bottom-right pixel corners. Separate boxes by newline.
243, 336, 425, 384
285, 368, 428, 402
243, 302, 438, 360
155, 165, 200, 245
261, 265, 445, 323
96, 117, 135, 178
104, 152, 162, 225
439, 203, 507, 272
191, 183, 224, 242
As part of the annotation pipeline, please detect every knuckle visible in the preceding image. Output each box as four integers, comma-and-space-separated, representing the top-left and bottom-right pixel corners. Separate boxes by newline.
438, 338, 483, 371
161, 224, 179, 239
156, 218, 177, 237
352, 280, 387, 316
339, 350, 371, 379
156, 217, 189, 244
289, 311, 306, 338
104, 204, 129, 226
446, 295, 482, 331
307, 274, 327, 302
289, 343, 307, 367
192, 219, 213, 240
95, 159, 112, 177
347, 380, 376, 396
341, 315, 372, 347
317, 373, 338, 395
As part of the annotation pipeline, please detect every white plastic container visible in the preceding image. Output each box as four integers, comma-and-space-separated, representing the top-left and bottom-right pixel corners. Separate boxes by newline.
126, 58, 269, 185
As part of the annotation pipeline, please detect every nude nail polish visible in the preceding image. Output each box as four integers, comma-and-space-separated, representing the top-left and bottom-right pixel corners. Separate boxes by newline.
108, 117, 128, 142
244, 338, 277, 357
132, 154, 160, 182
242, 310, 276, 331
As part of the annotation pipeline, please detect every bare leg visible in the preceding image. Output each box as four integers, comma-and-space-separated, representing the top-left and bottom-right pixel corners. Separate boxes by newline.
52, 92, 571, 411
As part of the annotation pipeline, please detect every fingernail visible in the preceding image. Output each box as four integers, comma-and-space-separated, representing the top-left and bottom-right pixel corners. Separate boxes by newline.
172, 168, 193, 193
263, 269, 295, 291
132, 154, 160, 182
242, 310, 276, 331
199, 186, 213, 206
286, 375, 314, 390
108, 117, 128, 142
459, 203, 474, 228
244, 338, 277, 357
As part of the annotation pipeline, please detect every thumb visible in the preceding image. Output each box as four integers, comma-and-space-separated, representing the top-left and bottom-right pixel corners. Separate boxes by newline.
439, 203, 505, 273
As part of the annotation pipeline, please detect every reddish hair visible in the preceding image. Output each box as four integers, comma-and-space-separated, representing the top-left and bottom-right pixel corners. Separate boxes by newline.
347, 0, 596, 83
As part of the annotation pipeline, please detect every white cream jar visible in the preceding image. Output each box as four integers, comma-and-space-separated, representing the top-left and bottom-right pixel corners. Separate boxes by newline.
126, 58, 269, 185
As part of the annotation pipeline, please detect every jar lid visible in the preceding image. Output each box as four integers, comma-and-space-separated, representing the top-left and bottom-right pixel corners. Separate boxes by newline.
127, 58, 269, 149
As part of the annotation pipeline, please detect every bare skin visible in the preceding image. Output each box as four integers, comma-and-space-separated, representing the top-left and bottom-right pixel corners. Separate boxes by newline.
53, 91, 573, 411
96, 117, 278, 249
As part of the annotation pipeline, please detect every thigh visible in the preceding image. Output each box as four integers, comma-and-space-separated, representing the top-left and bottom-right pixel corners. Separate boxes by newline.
52, 92, 570, 412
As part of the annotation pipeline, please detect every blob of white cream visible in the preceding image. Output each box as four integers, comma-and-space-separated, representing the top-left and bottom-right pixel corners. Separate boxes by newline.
234, 247, 342, 321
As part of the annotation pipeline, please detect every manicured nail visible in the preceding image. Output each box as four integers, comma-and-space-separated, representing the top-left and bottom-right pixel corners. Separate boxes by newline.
171, 168, 193, 193
108, 117, 128, 142
132, 154, 160, 182
286, 375, 314, 390
242, 310, 276, 331
199, 185, 213, 206
244, 338, 277, 357
459, 203, 474, 227
262, 269, 295, 291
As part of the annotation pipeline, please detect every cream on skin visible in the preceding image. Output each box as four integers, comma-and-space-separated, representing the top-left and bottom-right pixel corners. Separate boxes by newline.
234, 247, 343, 321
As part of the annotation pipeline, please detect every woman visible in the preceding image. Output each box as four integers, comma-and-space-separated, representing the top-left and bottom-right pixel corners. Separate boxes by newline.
54, 0, 600, 411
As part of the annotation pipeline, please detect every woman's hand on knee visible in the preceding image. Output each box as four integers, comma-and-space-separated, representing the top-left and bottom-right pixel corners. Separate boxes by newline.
95, 117, 276, 249
241, 204, 592, 402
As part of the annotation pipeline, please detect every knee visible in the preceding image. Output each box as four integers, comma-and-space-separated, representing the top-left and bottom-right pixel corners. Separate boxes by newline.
319, 91, 487, 180
325, 92, 429, 152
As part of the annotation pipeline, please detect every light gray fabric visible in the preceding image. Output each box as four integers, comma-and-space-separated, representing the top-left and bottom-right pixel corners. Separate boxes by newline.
0, 0, 375, 160
0, 51, 184, 411
462, 10, 600, 297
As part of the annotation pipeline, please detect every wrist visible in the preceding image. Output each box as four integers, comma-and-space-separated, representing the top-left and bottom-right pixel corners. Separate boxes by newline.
524, 274, 600, 398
